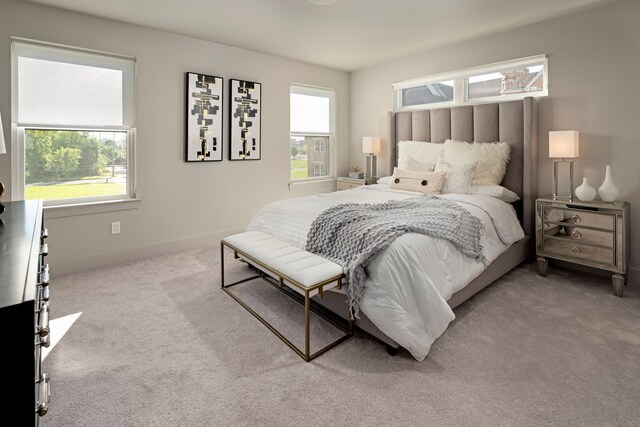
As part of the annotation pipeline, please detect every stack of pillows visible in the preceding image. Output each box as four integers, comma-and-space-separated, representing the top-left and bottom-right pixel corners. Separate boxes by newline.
379, 139, 519, 203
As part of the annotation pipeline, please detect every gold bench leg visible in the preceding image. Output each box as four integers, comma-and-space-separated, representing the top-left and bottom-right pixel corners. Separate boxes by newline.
305, 291, 311, 362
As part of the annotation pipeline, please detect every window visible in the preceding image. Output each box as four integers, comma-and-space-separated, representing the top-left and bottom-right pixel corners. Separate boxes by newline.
393, 55, 547, 111
290, 84, 335, 181
12, 38, 136, 205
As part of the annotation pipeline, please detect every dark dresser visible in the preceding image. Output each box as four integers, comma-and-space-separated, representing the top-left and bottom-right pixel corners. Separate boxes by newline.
0, 200, 51, 424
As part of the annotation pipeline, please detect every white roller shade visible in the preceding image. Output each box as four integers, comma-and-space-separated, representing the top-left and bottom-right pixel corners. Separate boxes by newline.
13, 39, 135, 127
290, 85, 333, 134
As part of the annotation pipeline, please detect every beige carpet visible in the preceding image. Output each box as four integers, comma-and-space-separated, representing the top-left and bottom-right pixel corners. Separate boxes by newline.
43, 246, 640, 426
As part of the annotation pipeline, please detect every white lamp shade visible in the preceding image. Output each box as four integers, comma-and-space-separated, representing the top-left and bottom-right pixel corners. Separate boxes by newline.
0, 112, 6, 155
549, 130, 579, 158
362, 136, 381, 154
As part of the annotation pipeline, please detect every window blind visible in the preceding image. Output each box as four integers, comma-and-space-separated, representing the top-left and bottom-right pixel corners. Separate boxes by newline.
13, 39, 135, 127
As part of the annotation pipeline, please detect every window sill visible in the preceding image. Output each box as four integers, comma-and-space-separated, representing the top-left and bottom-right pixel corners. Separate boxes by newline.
288, 178, 337, 192
44, 198, 141, 219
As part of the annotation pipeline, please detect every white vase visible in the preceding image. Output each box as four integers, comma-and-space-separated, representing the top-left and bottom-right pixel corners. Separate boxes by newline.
598, 165, 619, 202
575, 177, 596, 202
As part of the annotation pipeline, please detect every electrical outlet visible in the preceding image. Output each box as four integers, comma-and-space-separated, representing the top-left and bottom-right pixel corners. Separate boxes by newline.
111, 221, 121, 234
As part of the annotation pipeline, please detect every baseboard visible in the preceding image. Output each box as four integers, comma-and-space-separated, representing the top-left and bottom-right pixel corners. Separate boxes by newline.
53, 226, 244, 277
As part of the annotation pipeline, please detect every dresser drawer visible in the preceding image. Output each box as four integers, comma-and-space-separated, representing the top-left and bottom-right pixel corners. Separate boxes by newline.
543, 239, 614, 267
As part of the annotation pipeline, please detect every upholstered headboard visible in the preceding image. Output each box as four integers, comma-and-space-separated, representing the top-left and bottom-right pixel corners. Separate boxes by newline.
388, 97, 537, 236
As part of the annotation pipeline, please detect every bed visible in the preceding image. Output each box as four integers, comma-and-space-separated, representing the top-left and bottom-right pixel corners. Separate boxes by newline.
247, 97, 537, 360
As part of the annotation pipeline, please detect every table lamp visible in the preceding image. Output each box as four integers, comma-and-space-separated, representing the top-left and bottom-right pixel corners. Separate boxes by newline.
0, 112, 6, 215
549, 130, 579, 201
362, 136, 381, 179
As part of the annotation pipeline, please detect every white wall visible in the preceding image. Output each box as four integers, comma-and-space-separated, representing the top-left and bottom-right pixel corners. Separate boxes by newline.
350, 0, 640, 284
0, 0, 350, 275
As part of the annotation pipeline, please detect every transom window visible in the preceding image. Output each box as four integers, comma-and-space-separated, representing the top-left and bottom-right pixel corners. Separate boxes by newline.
12, 38, 136, 205
290, 84, 335, 181
393, 55, 547, 111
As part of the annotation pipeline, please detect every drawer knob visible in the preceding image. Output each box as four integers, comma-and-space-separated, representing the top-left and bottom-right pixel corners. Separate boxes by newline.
571, 246, 581, 254
571, 230, 582, 239
571, 215, 582, 224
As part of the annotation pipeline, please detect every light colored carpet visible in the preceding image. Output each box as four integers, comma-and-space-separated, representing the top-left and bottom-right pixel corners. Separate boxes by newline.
43, 246, 640, 426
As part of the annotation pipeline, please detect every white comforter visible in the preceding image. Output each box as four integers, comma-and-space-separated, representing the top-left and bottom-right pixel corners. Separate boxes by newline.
246, 184, 524, 360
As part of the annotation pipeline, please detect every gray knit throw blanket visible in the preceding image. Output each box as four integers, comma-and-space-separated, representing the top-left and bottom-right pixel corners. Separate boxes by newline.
305, 195, 487, 319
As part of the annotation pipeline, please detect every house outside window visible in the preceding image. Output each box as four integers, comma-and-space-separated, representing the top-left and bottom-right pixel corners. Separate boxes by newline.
393, 55, 547, 111
11, 38, 136, 205
290, 84, 335, 181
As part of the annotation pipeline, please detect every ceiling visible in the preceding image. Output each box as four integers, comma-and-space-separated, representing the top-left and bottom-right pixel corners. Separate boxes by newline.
19, 0, 618, 71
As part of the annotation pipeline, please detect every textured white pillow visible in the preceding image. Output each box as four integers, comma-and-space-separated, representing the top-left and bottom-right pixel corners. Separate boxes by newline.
376, 176, 393, 185
397, 141, 443, 173
470, 185, 520, 202
441, 139, 510, 186
434, 161, 478, 194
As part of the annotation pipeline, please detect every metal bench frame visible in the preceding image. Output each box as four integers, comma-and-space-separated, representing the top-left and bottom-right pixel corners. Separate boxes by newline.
220, 240, 352, 362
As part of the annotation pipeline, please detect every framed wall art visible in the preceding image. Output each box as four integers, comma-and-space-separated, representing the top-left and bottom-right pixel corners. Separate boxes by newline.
229, 78, 261, 160
185, 72, 223, 162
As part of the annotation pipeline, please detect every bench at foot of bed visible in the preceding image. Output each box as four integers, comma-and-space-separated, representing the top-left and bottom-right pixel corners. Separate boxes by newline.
220, 231, 352, 362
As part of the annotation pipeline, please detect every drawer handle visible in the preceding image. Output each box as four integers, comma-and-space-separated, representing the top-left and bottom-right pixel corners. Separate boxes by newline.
36, 302, 50, 338
39, 264, 50, 286
571, 215, 582, 224
41, 286, 50, 302
36, 373, 51, 417
40, 244, 49, 257
571, 246, 581, 254
571, 230, 582, 239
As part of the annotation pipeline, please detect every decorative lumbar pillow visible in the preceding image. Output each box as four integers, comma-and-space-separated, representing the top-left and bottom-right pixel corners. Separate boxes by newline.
397, 141, 443, 173
441, 139, 510, 186
389, 167, 446, 195
434, 161, 478, 194
469, 185, 520, 203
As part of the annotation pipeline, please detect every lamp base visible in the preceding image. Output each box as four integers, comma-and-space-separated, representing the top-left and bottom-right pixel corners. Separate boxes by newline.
365, 154, 377, 180
552, 159, 574, 201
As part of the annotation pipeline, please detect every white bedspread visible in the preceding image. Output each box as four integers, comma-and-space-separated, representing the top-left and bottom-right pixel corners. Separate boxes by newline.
246, 184, 524, 360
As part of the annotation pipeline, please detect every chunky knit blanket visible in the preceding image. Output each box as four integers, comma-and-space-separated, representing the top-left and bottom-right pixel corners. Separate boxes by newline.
305, 195, 487, 319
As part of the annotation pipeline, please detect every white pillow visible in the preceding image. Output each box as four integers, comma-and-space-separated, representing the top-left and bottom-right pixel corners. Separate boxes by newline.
441, 139, 510, 186
397, 141, 443, 173
470, 185, 520, 203
376, 176, 393, 185
434, 161, 478, 194
389, 167, 446, 195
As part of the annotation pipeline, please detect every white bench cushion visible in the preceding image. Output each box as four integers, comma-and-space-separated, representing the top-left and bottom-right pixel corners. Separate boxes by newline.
223, 231, 343, 293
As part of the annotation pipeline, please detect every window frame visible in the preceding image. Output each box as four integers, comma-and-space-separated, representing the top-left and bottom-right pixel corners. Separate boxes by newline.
289, 84, 336, 183
11, 37, 137, 207
392, 54, 548, 111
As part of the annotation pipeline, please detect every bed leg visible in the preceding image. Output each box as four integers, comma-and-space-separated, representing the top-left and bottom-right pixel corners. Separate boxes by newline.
385, 344, 399, 356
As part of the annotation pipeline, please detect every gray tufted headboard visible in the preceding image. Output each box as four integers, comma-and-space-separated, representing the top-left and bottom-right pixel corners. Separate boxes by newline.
388, 97, 537, 237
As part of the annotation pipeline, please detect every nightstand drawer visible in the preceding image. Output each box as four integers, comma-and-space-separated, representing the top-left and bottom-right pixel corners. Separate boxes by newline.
543, 239, 614, 267
548, 226, 614, 247
337, 181, 359, 191
545, 206, 615, 231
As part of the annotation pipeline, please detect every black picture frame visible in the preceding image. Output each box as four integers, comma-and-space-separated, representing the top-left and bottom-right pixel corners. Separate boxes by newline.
229, 78, 261, 160
185, 72, 223, 162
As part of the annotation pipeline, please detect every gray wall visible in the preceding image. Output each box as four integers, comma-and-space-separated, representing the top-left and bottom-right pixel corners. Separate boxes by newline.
350, 0, 640, 284
0, 0, 350, 274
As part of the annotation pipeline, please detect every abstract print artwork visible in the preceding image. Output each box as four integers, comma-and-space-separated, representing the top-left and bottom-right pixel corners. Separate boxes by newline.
186, 72, 223, 162
229, 79, 261, 160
